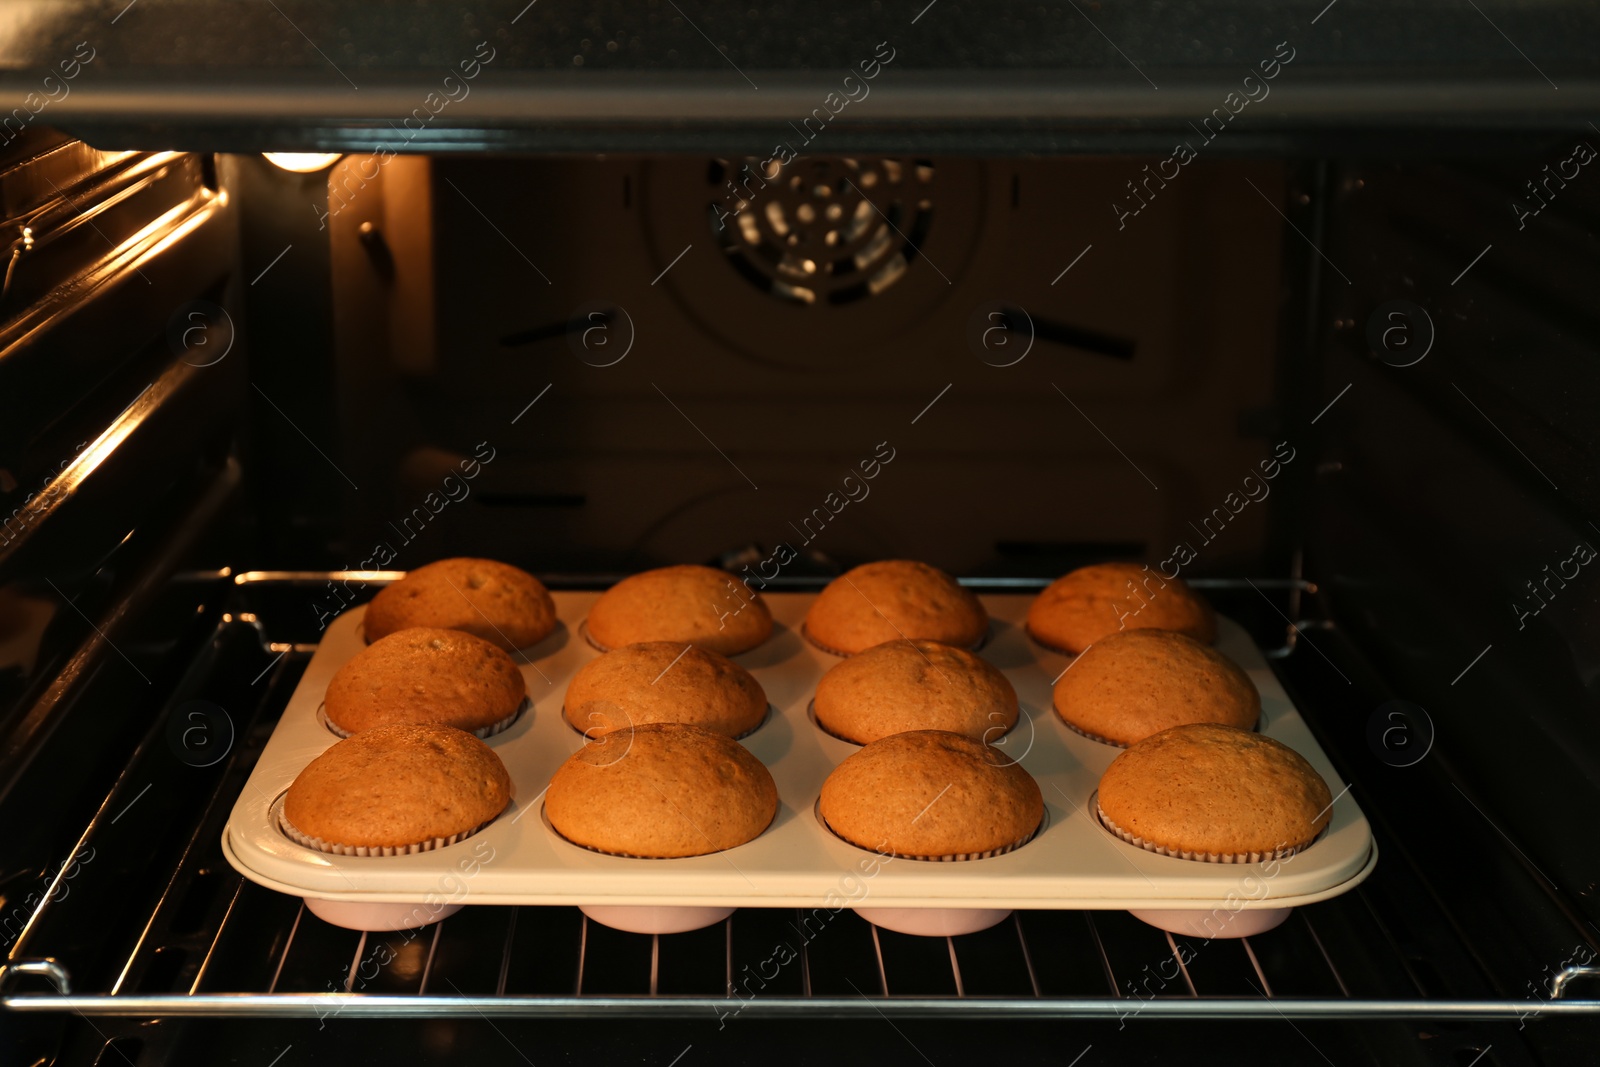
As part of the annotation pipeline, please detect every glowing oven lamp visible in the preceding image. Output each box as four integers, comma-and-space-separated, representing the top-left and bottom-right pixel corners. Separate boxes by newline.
262, 152, 343, 174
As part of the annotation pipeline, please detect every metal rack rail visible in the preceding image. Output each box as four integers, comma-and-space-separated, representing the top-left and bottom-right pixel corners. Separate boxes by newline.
5, 902, 1600, 1018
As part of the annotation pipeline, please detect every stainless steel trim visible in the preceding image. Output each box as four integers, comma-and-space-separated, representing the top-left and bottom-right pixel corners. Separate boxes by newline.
29, 76, 1600, 147
0, 959, 71, 995
1552, 966, 1600, 1000
5, 994, 1597, 1019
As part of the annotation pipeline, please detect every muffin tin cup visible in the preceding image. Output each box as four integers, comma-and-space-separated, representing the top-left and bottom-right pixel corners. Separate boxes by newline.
272, 796, 500, 931
859, 837, 1035, 863
1093, 796, 1319, 865
1093, 796, 1312, 939
275, 794, 500, 859
1124, 905, 1293, 940
542, 804, 760, 934
542, 801, 777, 862
304, 898, 466, 932
817, 801, 1042, 864
853, 907, 1013, 937
317, 698, 529, 741
817, 808, 1038, 936
580, 904, 737, 935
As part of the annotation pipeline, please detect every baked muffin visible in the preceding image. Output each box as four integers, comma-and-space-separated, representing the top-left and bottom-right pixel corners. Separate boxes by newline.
282, 723, 512, 854
819, 730, 1042, 859
545, 722, 777, 858
1097, 723, 1332, 860
804, 560, 987, 656
364, 558, 557, 652
1027, 562, 1215, 654
564, 641, 768, 739
324, 627, 526, 737
1054, 629, 1258, 746
586, 565, 772, 656
814, 639, 1018, 745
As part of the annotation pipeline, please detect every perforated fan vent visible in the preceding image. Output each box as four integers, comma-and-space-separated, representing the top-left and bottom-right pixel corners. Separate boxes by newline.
707, 157, 935, 305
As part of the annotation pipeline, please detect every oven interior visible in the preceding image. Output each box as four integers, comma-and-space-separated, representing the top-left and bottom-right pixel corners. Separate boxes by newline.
2, 123, 1599, 1066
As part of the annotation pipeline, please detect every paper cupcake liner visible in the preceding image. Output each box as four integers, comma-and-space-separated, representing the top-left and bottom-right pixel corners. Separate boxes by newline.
1055, 709, 1262, 749
801, 623, 992, 658
1093, 794, 1319, 864
577, 618, 611, 653
318, 698, 528, 741
560, 702, 774, 742
540, 800, 775, 860
814, 799, 1041, 862
274, 794, 500, 858
807, 698, 863, 744
1026, 628, 1084, 657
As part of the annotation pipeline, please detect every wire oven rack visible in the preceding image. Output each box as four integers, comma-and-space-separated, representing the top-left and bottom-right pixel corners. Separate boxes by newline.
2, 573, 1598, 1030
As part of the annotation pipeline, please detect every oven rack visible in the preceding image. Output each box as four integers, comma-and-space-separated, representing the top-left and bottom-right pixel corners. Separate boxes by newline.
5, 904, 1600, 1021
2, 573, 1597, 1031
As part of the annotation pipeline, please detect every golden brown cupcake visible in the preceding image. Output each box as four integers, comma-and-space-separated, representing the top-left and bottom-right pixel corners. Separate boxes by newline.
1053, 629, 1258, 746
364, 558, 557, 652
564, 641, 768, 739
1097, 723, 1332, 859
545, 722, 777, 858
323, 627, 527, 737
819, 730, 1042, 859
813, 639, 1017, 745
282, 723, 512, 853
586, 565, 772, 656
804, 560, 987, 656
1027, 562, 1215, 654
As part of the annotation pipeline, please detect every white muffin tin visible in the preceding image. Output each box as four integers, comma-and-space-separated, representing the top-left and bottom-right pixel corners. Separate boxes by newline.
222, 592, 1376, 935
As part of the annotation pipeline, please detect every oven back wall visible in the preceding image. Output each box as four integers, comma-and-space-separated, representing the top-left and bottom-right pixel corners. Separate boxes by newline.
320, 154, 1290, 579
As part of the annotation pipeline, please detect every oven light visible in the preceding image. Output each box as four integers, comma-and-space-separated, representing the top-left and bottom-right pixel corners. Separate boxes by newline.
262, 152, 343, 173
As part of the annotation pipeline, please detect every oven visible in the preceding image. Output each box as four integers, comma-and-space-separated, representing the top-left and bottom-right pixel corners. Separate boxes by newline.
3, 2, 1600, 1064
